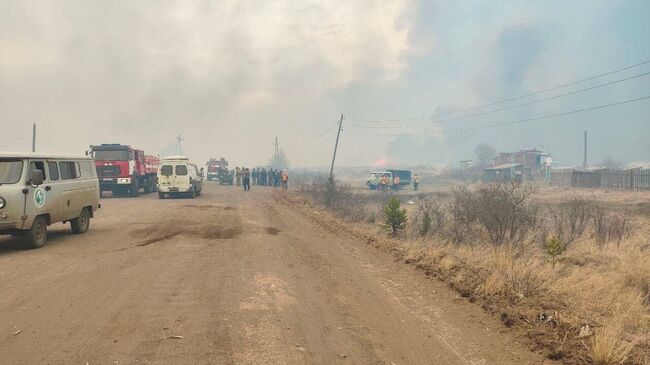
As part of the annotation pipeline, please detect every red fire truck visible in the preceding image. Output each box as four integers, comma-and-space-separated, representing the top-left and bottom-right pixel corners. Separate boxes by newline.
90, 144, 160, 197
206, 158, 228, 181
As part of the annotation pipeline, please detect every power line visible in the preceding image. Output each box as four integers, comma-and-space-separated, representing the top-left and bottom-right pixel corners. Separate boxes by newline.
346, 71, 650, 129
316, 132, 338, 146
344, 95, 650, 137
314, 126, 341, 145
347, 59, 650, 123
313, 121, 340, 138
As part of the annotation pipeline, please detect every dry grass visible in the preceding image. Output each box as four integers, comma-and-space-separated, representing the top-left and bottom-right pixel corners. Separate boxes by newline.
299, 182, 650, 364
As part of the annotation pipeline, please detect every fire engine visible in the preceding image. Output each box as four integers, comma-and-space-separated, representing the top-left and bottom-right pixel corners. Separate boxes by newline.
206, 158, 228, 181
90, 144, 160, 197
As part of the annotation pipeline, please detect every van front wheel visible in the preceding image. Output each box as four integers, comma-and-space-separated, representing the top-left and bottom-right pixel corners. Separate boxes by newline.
27, 216, 48, 249
71, 208, 90, 234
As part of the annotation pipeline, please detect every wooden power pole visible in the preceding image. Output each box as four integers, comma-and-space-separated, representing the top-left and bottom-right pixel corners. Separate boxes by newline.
329, 114, 344, 181
583, 130, 587, 169
32, 123, 36, 152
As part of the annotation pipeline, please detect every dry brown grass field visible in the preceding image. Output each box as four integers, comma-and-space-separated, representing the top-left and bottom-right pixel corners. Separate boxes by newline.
299, 180, 650, 364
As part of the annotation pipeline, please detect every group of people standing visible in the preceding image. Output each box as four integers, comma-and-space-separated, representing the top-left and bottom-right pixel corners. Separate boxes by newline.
378, 174, 401, 191
376, 173, 419, 191
233, 167, 289, 191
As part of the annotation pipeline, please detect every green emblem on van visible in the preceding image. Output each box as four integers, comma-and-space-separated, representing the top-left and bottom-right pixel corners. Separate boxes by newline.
34, 189, 46, 208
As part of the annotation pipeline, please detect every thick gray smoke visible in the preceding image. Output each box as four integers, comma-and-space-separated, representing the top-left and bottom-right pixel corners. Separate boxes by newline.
1, 1, 648, 168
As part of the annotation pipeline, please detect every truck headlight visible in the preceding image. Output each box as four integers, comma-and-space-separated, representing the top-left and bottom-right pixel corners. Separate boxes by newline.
0, 197, 5, 209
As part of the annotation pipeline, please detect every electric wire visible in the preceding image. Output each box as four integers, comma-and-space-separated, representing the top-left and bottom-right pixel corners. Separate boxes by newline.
346, 71, 650, 129
347, 59, 650, 123
344, 95, 650, 137
313, 121, 341, 138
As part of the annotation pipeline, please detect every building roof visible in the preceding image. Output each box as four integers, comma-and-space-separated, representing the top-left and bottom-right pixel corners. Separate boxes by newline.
161, 155, 190, 161
0, 151, 92, 160
626, 162, 650, 170
484, 163, 524, 170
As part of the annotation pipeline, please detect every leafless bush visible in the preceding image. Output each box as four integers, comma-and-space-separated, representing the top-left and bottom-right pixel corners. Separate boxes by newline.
608, 212, 632, 247
411, 199, 447, 238
472, 183, 538, 251
300, 175, 390, 223
545, 196, 591, 249
591, 206, 633, 247
441, 183, 538, 252
447, 186, 478, 244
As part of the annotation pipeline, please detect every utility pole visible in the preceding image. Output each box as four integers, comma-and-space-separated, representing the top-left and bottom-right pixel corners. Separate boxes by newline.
32, 123, 36, 152
329, 114, 344, 181
274, 137, 280, 161
583, 129, 587, 170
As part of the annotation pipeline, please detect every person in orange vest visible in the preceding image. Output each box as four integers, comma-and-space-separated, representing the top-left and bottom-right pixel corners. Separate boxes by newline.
380, 174, 388, 191
414, 174, 419, 191
281, 170, 289, 189
393, 175, 400, 191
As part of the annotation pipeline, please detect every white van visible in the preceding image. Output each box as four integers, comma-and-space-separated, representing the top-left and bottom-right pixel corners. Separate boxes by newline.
157, 156, 203, 198
0, 153, 101, 248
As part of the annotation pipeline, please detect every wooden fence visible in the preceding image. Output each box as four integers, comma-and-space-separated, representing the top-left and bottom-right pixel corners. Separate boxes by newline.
549, 168, 650, 190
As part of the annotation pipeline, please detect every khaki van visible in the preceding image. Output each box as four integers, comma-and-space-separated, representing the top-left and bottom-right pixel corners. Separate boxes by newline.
157, 156, 203, 199
0, 153, 100, 248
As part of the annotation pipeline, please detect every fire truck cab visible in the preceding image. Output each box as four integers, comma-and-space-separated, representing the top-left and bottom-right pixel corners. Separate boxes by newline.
90, 144, 160, 197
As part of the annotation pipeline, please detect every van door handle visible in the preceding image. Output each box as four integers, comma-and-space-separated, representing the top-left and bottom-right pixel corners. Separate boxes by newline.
45, 186, 52, 191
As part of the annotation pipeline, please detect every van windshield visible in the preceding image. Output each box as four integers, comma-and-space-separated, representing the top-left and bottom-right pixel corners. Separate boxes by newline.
160, 165, 173, 176
0, 160, 24, 184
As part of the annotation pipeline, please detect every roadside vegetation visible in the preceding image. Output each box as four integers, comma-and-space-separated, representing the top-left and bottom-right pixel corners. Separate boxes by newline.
299, 177, 649, 364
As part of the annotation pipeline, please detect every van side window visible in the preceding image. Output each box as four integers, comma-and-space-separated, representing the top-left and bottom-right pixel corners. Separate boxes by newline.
29, 161, 47, 181
60, 161, 79, 180
48, 162, 59, 181
79, 161, 93, 178
175, 165, 188, 176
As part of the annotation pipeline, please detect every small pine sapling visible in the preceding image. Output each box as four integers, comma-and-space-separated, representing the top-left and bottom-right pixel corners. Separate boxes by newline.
545, 236, 564, 268
384, 196, 407, 236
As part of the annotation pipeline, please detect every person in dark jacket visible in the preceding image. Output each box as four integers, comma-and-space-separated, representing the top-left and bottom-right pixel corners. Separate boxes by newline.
273, 170, 280, 187
243, 168, 251, 191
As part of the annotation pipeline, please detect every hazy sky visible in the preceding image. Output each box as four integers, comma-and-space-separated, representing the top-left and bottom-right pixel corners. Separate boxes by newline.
1, 0, 649, 168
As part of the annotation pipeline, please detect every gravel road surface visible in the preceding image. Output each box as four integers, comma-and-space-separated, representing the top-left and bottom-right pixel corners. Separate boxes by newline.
0, 183, 551, 364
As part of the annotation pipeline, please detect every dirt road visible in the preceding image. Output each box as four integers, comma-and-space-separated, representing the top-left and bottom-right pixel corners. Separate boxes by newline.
0, 183, 551, 364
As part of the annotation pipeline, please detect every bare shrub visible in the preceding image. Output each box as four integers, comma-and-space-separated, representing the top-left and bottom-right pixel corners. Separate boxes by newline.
472, 183, 538, 252
591, 206, 634, 247
545, 196, 591, 249
301, 176, 367, 221
608, 212, 633, 248
412, 199, 447, 238
591, 206, 610, 246
447, 186, 478, 244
